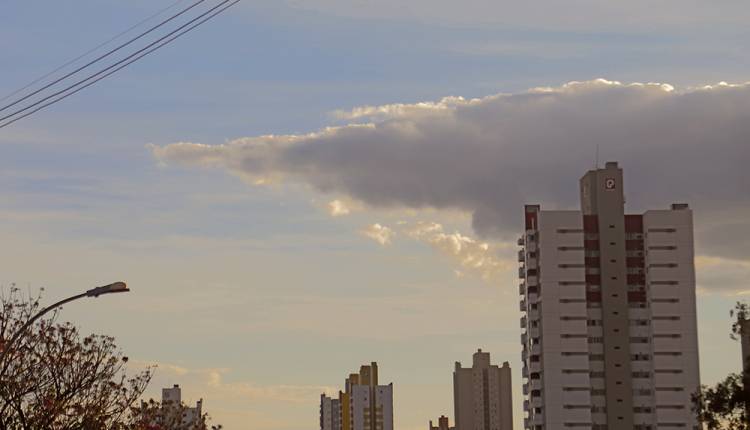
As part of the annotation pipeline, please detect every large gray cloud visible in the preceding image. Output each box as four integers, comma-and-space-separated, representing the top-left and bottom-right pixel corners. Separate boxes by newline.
153, 79, 750, 259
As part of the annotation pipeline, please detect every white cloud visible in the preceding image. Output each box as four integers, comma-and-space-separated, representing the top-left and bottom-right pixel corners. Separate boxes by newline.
153, 79, 750, 288
405, 221, 514, 281
360, 223, 394, 245
327, 199, 351, 216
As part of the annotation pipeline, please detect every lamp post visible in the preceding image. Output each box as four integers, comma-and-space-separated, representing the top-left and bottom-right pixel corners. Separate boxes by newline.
0, 281, 129, 364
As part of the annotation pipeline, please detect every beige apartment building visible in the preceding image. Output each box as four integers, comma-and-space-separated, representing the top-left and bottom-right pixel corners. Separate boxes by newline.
453, 349, 514, 430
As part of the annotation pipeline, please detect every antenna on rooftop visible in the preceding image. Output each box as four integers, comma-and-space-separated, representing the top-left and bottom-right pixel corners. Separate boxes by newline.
595, 144, 600, 169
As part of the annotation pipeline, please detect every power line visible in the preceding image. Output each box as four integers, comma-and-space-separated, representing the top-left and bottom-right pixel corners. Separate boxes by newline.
0, 0, 241, 130
0, 0, 209, 115
0, 0, 231, 125
0, 0, 190, 104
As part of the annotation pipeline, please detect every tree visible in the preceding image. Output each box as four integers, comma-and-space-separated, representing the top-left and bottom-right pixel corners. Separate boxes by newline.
0, 286, 221, 430
692, 302, 750, 429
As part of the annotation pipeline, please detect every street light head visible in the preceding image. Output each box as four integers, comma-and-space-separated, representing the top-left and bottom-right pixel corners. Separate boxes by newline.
86, 281, 130, 298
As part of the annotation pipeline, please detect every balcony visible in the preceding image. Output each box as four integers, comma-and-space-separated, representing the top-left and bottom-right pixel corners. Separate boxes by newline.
519, 283, 526, 295
530, 344, 541, 356
521, 332, 528, 345
517, 236, 525, 246
518, 249, 526, 262
529, 378, 542, 391
519, 299, 527, 311
530, 395, 543, 409
520, 315, 527, 328
523, 400, 530, 411
522, 366, 529, 378
518, 266, 526, 279
522, 382, 529, 395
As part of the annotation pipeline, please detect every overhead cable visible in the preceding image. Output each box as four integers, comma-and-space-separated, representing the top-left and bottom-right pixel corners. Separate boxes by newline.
0, 0, 190, 104
0, 0, 233, 126
0, 0, 241, 130
0, 0, 209, 114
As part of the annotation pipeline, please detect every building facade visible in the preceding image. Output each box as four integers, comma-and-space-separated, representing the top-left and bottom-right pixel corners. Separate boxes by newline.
740, 318, 750, 372
320, 362, 394, 430
321, 394, 342, 430
429, 415, 455, 430
518, 162, 700, 430
161, 384, 203, 426
454, 349, 514, 430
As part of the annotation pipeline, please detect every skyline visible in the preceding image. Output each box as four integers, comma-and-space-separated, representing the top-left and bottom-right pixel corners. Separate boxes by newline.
2, 1, 750, 429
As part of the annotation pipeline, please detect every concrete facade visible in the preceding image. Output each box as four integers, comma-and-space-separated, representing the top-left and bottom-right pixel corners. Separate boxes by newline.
161, 384, 203, 426
518, 162, 700, 430
321, 394, 342, 430
320, 362, 394, 430
741, 319, 750, 372
430, 415, 455, 430
454, 349, 513, 430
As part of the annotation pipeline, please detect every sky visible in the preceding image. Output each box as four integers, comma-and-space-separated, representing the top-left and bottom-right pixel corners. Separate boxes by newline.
1, 1, 750, 428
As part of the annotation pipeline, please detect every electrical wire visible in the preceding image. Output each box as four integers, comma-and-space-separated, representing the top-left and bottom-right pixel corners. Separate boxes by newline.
0, 0, 191, 103
0, 0, 209, 114
0, 0, 241, 130
0, 0, 232, 125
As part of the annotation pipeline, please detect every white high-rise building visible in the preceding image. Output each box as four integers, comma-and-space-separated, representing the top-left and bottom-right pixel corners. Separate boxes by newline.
320, 362, 394, 430
518, 162, 700, 430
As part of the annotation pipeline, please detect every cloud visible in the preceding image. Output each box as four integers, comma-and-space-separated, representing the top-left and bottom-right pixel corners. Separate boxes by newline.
153, 79, 750, 266
133, 359, 336, 404
696, 256, 750, 295
327, 199, 351, 216
404, 221, 514, 281
130, 360, 338, 429
360, 223, 394, 245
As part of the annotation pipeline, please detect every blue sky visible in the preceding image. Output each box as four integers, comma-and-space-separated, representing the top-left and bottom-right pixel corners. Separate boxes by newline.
2, 1, 750, 428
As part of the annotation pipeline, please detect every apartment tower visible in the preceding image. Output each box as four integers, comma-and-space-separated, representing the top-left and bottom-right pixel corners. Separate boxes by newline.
429, 415, 455, 430
454, 349, 514, 430
518, 162, 700, 430
320, 362, 394, 430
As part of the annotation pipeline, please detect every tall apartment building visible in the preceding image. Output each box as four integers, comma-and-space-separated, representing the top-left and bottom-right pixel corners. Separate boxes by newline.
161, 384, 203, 425
321, 394, 342, 430
320, 362, 394, 430
429, 415, 455, 430
518, 162, 700, 430
454, 349, 514, 430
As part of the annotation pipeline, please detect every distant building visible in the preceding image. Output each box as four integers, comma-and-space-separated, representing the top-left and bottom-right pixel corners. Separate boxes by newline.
429, 415, 455, 430
453, 349, 513, 430
741, 318, 750, 372
162, 384, 203, 425
518, 162, 701, 429
321, 393, 342, 430
319, 362, 394, 430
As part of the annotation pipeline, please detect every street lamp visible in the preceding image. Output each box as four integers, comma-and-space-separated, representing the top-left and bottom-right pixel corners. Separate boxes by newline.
0, 281, 130, 364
